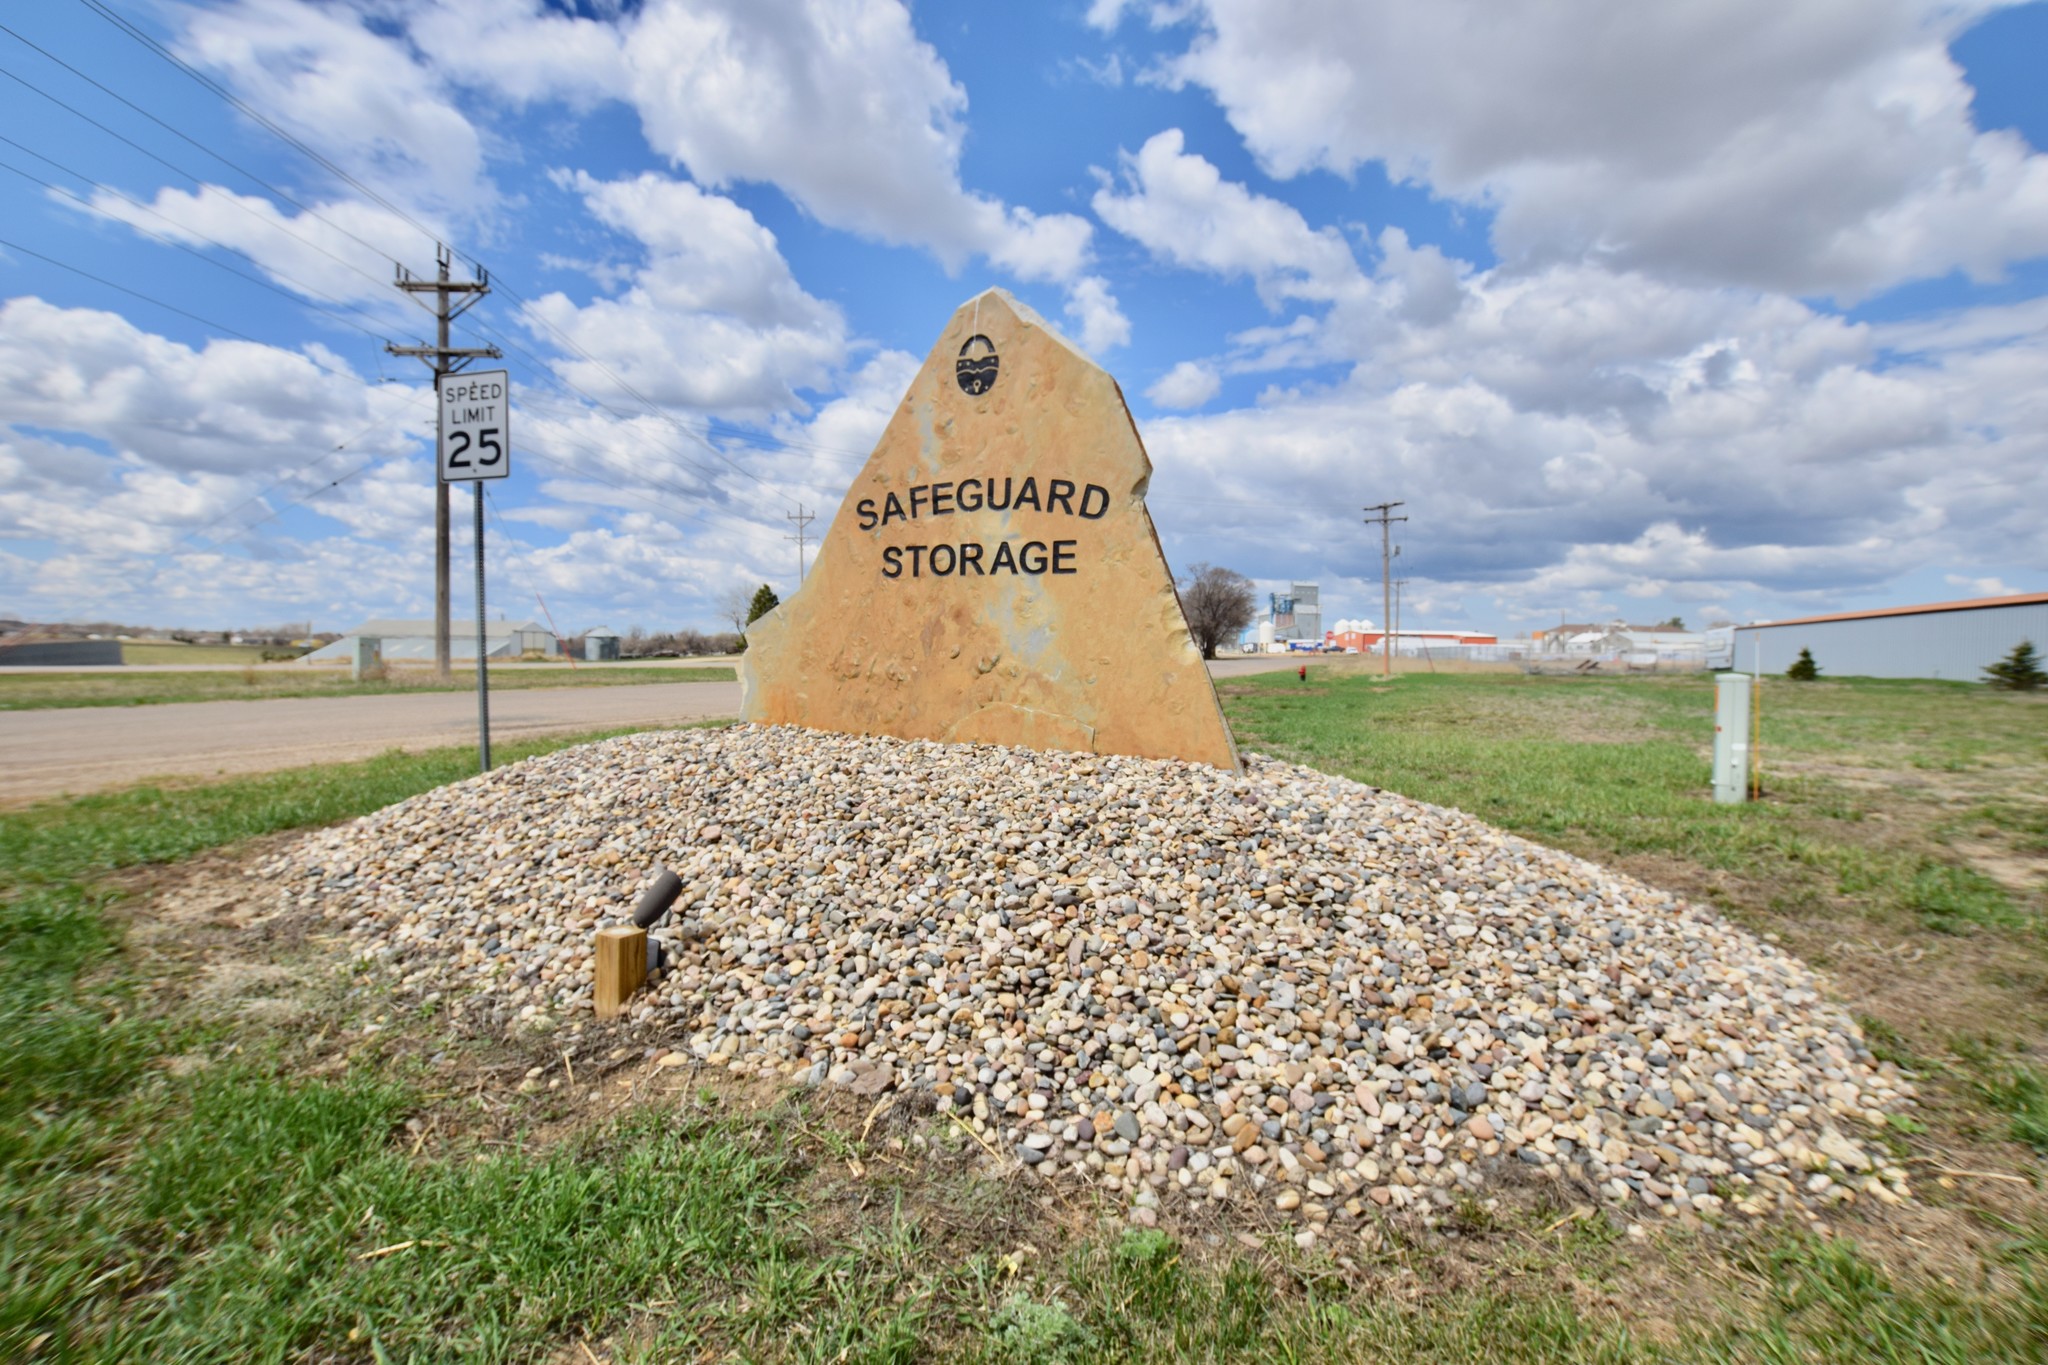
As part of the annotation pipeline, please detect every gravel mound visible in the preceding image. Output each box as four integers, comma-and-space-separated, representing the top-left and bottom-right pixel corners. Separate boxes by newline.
270, 725, 1912, 1232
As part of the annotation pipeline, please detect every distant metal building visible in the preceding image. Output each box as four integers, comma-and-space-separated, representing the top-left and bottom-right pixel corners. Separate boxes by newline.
1290, 582, 1321, 641
302, 618, 556, 663
583, 626, 621, 662
1732, 593, 2048, 680
1264, 582, 1322, 644
0, 639, 123, 666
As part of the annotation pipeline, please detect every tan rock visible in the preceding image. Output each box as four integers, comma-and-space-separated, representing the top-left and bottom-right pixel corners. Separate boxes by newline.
740, 289, 1238, 769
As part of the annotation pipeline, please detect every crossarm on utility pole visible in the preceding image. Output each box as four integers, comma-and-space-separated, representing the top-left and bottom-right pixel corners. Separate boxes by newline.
386, 346, 503, 361
386, 243, 500, 679
1362, 501, 1409, 679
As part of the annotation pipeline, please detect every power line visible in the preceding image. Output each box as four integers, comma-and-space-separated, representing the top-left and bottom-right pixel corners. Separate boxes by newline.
179, 391, 434, 549
0, 57, 430, 311
0, 139, 393, 344
0, 19, 754, 547
46, 4, 849, 534
486, 354, 873, 526
71, 0, 449, 253
509, 389, 793, 511
450, 310, 764, 498
485, 325, 874, 471
0, 232, 368, 386
460, 287, 810, 502
510, 404, 753, 532
519, 448, 731, 537
219, 460, 377, 544
2, 16, 427, 275
453, 327, 858, 543
51, 6, 843, 515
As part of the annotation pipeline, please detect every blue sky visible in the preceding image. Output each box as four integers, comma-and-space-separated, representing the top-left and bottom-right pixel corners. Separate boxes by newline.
1, 0, 2044, 637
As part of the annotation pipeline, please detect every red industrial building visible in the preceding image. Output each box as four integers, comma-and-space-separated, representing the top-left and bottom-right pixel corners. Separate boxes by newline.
1323, 627, 1498, 651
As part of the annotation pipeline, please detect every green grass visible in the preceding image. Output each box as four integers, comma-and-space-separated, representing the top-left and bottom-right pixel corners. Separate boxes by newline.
0, 664, 735, 710
5, 681, 2048, 1360
119, 642, 275, 666
1222, 670, 2046, 939
11, 1082, 805, 1361
1951, 1036, 2048, 1154
0, 726, 784, 1360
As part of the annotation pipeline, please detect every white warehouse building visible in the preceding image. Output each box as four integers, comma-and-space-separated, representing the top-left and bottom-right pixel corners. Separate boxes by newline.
302, 618, 557, 664
1732, 592, 2048, 681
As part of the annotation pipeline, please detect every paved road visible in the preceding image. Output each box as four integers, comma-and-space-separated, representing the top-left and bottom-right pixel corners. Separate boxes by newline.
1206, 655, 1311, 678
0, 682, 743, 805
0, 655, 1306, 805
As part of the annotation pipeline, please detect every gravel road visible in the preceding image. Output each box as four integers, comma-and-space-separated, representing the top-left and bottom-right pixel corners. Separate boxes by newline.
0, 657, 1304, 804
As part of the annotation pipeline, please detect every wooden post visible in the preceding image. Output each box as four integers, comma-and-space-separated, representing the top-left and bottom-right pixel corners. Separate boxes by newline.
594, 924, 647, 1019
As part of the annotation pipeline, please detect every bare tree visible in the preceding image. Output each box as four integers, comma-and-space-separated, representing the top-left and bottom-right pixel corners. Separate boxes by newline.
1176, 563, 1258, 660
719, 584, 755, 636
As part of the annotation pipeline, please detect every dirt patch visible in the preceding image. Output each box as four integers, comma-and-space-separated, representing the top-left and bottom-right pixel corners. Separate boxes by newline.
1952, 840, 2048, 894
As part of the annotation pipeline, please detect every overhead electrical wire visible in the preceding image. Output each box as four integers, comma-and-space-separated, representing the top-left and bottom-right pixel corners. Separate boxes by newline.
219, 459, 377, 544
458, 283, 818, 502
61, 1, 850, 509
449, 312, 774, 500
465, 289, 873, 468
0, 116, 446, 553
0, 232, 372, 387
73, 0, 450, 256
0, 58, 432, 314
452, 305, 862, 518
47, 0, 858, 546
179, 391, 435, 550
519, 450, 737, 542
514, 426, 739, 536
0, 139, 394, 344
445, 312, 855, 536
1, 16, 433, 278
0, 40, 675, 565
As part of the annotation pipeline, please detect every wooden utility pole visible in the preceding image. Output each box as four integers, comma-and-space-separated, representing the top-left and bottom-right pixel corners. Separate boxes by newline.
1363, 502, 1407, 678
785, 503, 816, 582
388, 245, 499, 677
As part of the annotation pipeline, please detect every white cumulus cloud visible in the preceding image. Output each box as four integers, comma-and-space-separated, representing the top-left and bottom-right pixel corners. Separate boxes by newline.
1147, 360, 1220, 408
1156, 0, 2048, 299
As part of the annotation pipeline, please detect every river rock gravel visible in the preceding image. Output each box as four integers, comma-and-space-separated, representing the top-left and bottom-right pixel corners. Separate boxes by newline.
266, 724, 1912, 1233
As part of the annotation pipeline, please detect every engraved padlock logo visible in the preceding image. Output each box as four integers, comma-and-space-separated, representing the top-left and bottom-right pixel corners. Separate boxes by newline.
955, 334, 999, 395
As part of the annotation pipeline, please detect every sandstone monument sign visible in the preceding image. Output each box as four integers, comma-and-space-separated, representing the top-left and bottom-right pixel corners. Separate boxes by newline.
739, 289, 1238, 769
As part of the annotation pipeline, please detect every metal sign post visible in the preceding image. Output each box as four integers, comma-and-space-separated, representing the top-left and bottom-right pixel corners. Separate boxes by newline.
438, 369, 510, 773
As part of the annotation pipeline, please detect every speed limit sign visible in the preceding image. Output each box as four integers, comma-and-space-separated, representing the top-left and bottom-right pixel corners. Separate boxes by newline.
438, 369, 510, 482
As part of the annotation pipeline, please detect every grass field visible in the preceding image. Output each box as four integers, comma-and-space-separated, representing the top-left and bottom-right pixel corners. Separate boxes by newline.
118, 641, 278, 666
1, 677, 2044, 1361
0, 664, 735, 710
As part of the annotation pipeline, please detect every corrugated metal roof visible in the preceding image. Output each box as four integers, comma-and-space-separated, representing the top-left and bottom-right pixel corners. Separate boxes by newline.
1734, 592, 2048, 631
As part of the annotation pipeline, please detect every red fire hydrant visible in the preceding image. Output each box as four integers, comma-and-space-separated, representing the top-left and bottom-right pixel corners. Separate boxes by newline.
1297, 663, 1307, 682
